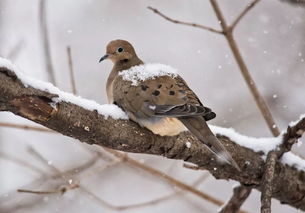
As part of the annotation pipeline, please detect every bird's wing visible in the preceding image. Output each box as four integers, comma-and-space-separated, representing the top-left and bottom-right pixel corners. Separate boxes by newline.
113, 74, 215, 120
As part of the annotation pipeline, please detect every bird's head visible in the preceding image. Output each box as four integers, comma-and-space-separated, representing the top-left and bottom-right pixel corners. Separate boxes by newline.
99, 40, 138, 64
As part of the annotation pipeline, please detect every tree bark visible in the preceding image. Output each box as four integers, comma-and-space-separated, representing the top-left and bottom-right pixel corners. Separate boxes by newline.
1, 67, 305, 211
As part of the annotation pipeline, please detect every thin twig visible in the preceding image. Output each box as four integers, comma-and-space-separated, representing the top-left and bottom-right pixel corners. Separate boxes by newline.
230, 0, 261, 30
2, 155, 99, 212
27, 146, 60, 174
80, 173, 211, 211
0, 122, 53, 132
22, 147, 151, 211
219, 184, 252, 213
0, 152, 46, 175
106, 149, 228, 208
39, 0, 56, 85
147, 6, 223, 34
66, 46, 78, 95
17, 183, 79, 195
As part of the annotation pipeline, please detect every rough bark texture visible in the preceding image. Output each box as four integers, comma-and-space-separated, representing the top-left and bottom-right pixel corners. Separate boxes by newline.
1, 67, 305, 210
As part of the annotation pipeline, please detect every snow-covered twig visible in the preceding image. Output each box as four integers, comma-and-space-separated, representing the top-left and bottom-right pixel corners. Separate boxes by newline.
261, 116, 305, 213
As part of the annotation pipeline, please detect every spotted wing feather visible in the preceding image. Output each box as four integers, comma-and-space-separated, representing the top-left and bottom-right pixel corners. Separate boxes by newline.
113, 75, 216, 120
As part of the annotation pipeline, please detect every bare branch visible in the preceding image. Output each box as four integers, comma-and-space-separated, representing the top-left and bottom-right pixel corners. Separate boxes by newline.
80, 173, 211, 211
39, 0, 56, 85
1, 155, 99, 212
17, 183, 79, 195
0, 152, 47, 175
0, 122, 53, 132
147, 6, 223, 34
0, 67, 305, 210
219, 185, 252, 213
230, 0, 261, 30
26, 139, 225, 210
106, 149, 224, 207
27, 146, 60, 174
66, 46, 78, 95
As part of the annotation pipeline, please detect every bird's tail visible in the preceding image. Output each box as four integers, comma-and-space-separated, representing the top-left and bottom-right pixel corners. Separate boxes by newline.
179, 117, 240, 171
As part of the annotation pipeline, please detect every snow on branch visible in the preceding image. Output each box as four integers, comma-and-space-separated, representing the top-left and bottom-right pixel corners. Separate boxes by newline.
0, 58, 305, 210
0, 58, 127, 120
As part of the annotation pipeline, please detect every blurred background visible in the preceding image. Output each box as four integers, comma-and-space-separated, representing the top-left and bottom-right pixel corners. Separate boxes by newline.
0, 0, 304, 212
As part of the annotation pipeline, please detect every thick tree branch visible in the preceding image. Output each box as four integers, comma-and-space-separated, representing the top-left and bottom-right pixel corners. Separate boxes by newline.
1, 66, 305, 211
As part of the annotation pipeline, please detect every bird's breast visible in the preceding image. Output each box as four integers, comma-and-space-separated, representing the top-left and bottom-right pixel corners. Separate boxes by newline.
137, 117, 187, 136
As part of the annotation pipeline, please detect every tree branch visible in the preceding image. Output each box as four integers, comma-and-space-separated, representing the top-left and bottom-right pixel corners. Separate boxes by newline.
66, 46, 77, 95
147, 6, 223, 34
218, 184, 252, 213
230, 0, 261, 30
1, 66, 305, 211
39, 0, 56, 85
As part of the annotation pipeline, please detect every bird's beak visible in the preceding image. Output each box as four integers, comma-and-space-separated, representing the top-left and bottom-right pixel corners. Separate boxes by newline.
99, 54, 109, 63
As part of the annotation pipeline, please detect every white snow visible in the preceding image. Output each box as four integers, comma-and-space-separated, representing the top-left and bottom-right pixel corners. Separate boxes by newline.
210, 125, 281, 154
289, 114, 305, 127
210, 125, 305, 171
281, 152, 305, 171
0, 58, 128, 120
119, 63, 177, 86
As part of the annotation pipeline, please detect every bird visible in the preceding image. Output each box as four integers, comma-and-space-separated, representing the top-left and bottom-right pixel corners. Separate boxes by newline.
99, 39, 239, 170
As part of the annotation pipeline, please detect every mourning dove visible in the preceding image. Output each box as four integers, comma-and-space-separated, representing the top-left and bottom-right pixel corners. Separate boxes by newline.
99, 39, 239, 170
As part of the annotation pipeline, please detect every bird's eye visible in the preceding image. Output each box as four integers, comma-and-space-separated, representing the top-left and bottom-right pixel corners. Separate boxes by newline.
117, 47, 124, 53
